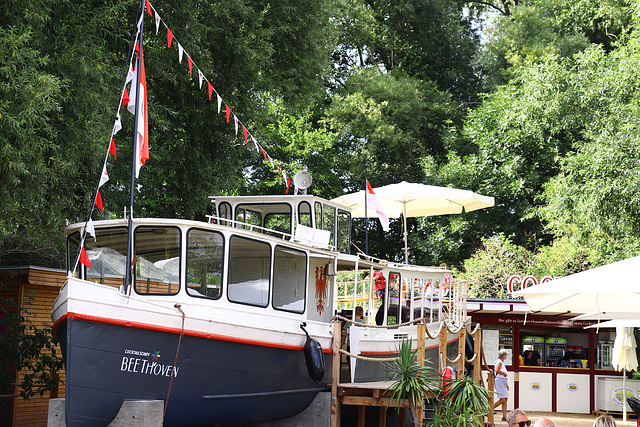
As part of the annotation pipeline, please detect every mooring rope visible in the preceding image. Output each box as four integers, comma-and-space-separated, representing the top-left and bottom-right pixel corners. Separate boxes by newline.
164, 304, 185, 420
339, 348, 400, 362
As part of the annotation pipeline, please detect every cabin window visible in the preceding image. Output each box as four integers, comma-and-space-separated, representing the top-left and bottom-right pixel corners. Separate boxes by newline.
186, 228, 224, 299
337, 209, 351, 253
228, 236, 270, 307
218, 202, 232, 226
264, 212, 292, 239
322, 204, 336, 248
134, 226, 181, 295
387, 272, 401, 325
298, 202, 312, 227
273, 246, 307, 313
68, 227, 128, 287
235, 207, 262, 231
314, 202, 322, 229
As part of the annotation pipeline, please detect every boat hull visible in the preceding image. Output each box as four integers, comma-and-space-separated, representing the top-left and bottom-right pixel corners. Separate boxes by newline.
58, 316, 329, 426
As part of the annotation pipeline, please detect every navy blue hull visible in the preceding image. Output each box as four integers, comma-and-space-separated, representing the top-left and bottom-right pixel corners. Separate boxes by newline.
58, 318, 330, 426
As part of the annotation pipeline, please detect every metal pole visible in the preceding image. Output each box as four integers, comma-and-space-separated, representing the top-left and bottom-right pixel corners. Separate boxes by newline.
364, 179, 369, 255
124, 2, 145, 294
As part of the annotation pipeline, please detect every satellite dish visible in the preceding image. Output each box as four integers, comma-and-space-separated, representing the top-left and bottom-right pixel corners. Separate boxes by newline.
293, 166, 312, 194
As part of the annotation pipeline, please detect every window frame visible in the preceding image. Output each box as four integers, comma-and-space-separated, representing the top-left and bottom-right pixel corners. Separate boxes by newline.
185, 227, 225, 301
226, 235, 272, 308
272, 244, 308, 314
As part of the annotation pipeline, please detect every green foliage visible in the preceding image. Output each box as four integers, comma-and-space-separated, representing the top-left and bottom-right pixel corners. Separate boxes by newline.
430, 377, 492, 427
385, 339, 438, 424
0, 286, 64, 400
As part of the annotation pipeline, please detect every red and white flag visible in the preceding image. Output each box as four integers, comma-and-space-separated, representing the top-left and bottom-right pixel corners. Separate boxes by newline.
127, 40, 149, 178
79, 246, 92, 269
366, 180, 390, 232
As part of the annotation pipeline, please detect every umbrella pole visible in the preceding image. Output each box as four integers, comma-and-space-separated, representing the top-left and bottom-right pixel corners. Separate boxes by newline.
403, 213, 408, 264
624, 370, 628, 422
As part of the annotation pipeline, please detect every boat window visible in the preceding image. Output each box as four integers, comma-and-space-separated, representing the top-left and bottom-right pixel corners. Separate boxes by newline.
235, 207, 262, 230
314, 202, 322, 229
337, 209, 351, 253
218, 202, 232, 226
134, 227, 181, 295
273, 246, 306, 313
186, 228, 224, 299
322, 204, 336, 248
264, 212, 291, 239
228, 236, 270, 307
68, 227, 129, 287
67, 231, 80, 276
298, 202, 312, 227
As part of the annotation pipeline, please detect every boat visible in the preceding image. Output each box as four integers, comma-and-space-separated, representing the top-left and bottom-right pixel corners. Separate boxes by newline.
51, 192, 467, 426
50, 4, 470, 425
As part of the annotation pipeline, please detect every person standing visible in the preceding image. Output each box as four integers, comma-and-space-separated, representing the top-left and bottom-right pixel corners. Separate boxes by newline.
494, 349, 510, 421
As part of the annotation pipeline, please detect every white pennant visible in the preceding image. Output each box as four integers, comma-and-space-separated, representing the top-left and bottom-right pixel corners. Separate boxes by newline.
113, 114, 122, 135
283, 170, 288, 184
86, 218, 97, 241
234, 116, 238, 135
178, 43, 184, 63
155, 12, 161, 34
252, 137, 259, 152
198, 70, 204, 88
99, 165, 109, 188
217, 94, 222, 113
126, 65, 135, 84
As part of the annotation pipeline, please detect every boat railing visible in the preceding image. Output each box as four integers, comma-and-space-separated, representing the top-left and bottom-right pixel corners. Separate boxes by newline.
205, 215, 336, 250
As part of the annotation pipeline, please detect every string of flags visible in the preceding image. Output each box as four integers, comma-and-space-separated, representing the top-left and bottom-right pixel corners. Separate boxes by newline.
76, 1, 297, 271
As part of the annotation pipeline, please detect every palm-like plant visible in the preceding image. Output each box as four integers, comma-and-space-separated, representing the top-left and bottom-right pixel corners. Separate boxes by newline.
436, 376, 492, 427
385, 339, 439, 425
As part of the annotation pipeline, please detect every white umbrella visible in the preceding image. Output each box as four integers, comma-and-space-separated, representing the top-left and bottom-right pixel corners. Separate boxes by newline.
331, 182, 494, 263
614, 327, 638, 421
514, 255, 640, 313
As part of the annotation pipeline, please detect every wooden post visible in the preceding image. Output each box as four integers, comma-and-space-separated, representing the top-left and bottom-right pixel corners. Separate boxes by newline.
473, 327, 482, 384
331, 320, 341, 427
457, 329, 465, 379
487, 370, 495, 426
416, 324, 425, 425
438, 324, 447, 377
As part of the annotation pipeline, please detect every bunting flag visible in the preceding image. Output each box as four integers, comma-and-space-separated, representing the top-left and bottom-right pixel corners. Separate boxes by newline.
79, 246, 92, 268
134, 46, 149, 178
225, 105, 230, 123
167, 27, 173, 48
145, 0, 152, 16
178, 43, 184, 63
198, 70, 203, 88
208, 81, 213, 100
234, 115, 238, 135
154, 11, 161, 34
275, 163, 282, 177
366, 180, 390, 232
187, 56, 193, 76
286, 177, 292, 194
86, 218, 97, 241
217, 94, 222, 113
109, 138, 117, 160
113, 114, 122, 135
95, 190, 104, 212
259, 144, 268, 162
99, 165, 109, 188
243, 125, 248, 144
122, 87, 130, 107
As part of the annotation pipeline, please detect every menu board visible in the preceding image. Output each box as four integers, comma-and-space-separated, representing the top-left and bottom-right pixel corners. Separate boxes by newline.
483, 329, 499, 365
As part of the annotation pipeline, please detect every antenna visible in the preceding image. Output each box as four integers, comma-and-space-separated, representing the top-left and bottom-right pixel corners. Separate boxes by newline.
293, 166, 312, 195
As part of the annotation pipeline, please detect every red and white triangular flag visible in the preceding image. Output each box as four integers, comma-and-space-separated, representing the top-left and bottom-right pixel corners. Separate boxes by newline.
178, 43, 184, 63
286, 177, 292, 194
234, 115, 238, 135
225, 105, 230, 124
366, 180, 390, 231
99, 165, 109, 188
122, 86, 130, 108
95, 190, 104, 212
198, 69, 203, 88
208, 81, 213, 100
243, 125, 248, 144
217, 94, 222, 113
109, 138, 117, 160
145, 0, 152, 16
134, 46, 149, 178
154, 11, 161, 34
79, 246, 92, 268
86, 218, 97, 241
187, 56, 193, 76
167, 27, 174, 49
113, 114, 122, 135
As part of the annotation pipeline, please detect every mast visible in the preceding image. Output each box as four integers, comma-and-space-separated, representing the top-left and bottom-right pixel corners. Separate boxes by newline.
124, 0, 146, 294
364, 178, 369, 255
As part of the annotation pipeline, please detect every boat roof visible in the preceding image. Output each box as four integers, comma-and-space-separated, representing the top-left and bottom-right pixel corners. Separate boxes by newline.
209, 194, 351, 211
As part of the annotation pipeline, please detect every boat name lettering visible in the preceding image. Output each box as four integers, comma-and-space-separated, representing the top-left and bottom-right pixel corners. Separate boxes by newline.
120, 357, 179, 377
124, 349, 151, 357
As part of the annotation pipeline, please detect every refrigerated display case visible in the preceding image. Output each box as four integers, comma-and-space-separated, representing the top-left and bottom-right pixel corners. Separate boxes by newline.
522, 336, 545, 366
545, 337, 567, 367
597, 342, 614, 369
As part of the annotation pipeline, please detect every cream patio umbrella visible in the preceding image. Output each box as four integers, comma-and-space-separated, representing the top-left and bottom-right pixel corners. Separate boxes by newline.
331, 182, 495, 263
613, 326, 638, 421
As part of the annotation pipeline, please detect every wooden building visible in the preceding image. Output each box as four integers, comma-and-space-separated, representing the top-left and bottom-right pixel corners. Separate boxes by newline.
0, 266, 67, 427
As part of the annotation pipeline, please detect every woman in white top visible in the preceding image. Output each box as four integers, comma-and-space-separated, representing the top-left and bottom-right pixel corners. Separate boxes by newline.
493, 349, 510, 421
